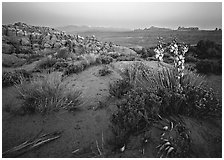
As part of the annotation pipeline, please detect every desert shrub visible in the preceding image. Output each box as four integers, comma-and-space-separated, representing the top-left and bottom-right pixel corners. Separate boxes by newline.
185, 55, 198, 63
52, 59, 70, 72
16, 73, 82, 114
81, 53, 99, 65
96, 55, 114, 64
195, 59, 222, 75
116, 55, 136, 61
3, 71, 22, 87
19, 48, 35, 55
111, 88, 150, 134
182, 86, 221, 118
107, 52, 121, 59
146, 57, 157, 61
109, 62, 150, 98
98, 65, 112, 76
55, 47, 70, 59
109, 79, 132, 98
63, 63, 84, 76
196, 40, 222, 59
35, 57, 57, 70
2, 70, 32, 87
15, 69, 33, 79
26, 53, 44, 64
137, 48, 155, 59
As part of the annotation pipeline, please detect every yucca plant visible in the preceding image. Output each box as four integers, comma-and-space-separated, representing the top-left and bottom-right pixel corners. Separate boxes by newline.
16, 73, 82, 114
137, 66, 206, 94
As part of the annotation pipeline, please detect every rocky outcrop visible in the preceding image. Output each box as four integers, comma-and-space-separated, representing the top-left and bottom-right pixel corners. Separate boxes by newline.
2, 22, 139, 68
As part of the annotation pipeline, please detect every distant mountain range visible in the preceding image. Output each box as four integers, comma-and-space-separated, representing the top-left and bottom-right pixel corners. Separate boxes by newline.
134, 26, 172, 31
56, 25, 132, 33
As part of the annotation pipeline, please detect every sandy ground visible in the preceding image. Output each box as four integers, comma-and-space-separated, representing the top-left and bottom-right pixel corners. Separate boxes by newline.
2, 61, 222, 157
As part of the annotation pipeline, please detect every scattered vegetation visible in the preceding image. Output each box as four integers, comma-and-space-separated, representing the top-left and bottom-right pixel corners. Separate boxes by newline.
16, 73, 82, 114
63, 60, 87, 76
55, 47, 71, 59
196, 40, 222, 59
109, 79, 132, 99
109, 62, 221, 156
98, 65, 112, 76
96, 55, 114, 64
195, 59, 222, 75
63, 54, 114, 77
109, 62, 147, 98
3, 69, 32, 87
35, 57, 57, 70
26, 53, 44, 64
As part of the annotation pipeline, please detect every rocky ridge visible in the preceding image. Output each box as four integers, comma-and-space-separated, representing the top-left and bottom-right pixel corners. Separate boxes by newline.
2, 22, 137, 67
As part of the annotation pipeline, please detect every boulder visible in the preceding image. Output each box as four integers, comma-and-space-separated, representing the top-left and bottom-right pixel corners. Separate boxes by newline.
32, 43, 40, 50
2, 54, 26, 67
54, 42, 61, 49
20, 37, 30, 46
55, 47, 71, 59
61, 40, 67, 46
2, 43, 15, 54
44, 43, 51, 48
73, 46, 85, 55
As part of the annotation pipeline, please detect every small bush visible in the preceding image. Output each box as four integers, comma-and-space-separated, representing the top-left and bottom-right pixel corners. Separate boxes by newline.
63, 62, 84, 76
52, 59, 70, 72
182, 86, 221, 118
55, 47, 71, 59
196, 40, 222, 59
35, 57, 57, 70
109, 62, 151, 98
16, 73, 82, 114
96, 55, 113, 64
3, 71, 22, 87
107, 52, 121, 59
116, 55, 136, 61
185, 55, 198, 63
109, 79, 132, 98
146, 57, 157, 61
195, 59, 222, 75
2, 70, 32, 87
81, 53, 99, 65
26, 54, 44, 64
98, 65, 112, 76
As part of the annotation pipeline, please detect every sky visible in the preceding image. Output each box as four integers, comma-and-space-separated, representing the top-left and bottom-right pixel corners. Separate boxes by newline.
2, 2, 222, 30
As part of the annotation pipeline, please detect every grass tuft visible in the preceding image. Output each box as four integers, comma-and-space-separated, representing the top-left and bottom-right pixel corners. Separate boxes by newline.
16, 73, 82, 114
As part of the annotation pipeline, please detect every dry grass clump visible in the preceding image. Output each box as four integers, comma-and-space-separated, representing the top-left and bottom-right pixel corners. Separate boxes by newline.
16, 73, 82, 114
